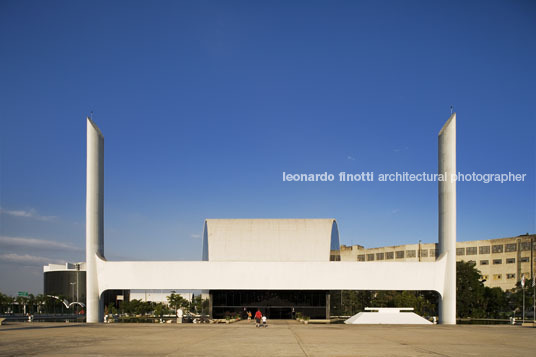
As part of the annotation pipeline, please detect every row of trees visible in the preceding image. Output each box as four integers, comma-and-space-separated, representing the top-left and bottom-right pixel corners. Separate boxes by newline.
456, 261, 533, 318
108, 299, 169, 317
106, 293, 209, 317
330, 290, 439, 317
1, 291, 210, 317
330, 261, 535, 319
0, 293, 74, 315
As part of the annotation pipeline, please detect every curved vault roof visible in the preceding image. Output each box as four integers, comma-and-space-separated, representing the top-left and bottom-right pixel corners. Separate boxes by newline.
202, 219, 339, 262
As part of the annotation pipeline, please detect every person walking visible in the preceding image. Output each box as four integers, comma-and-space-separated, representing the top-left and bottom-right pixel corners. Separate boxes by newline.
254, 309, 262, 327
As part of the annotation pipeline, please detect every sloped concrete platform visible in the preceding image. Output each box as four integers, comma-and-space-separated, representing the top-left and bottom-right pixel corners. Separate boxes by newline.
345, 307, 432, 324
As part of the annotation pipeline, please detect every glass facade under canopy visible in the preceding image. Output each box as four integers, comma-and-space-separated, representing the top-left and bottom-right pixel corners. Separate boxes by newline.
210, 290, 329, 319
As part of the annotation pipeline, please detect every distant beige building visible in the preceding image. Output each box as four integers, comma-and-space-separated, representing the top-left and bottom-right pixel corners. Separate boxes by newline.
338, 234, 535, 291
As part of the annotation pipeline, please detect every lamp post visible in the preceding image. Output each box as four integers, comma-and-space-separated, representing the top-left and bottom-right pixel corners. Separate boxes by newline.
530, 237, 536, 323
532, 274, 536, 323
70, 282, 77, 316
76, 266, 79, 303
521, 274, 525, 324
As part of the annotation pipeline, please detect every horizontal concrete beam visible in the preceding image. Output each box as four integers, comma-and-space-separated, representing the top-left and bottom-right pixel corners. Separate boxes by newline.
96, 254, 447, 296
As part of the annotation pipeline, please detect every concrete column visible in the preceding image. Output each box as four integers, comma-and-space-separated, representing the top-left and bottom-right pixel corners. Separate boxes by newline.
208, 292, 213, 318
325, 292, 331, 320
438, 113, 456, 324
86, 118, 104, 323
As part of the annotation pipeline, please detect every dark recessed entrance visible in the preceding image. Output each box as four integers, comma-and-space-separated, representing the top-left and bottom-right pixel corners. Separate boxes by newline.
210, 290, 329, 319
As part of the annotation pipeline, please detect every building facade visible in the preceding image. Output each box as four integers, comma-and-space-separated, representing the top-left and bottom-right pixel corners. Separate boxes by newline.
339, 234, 535, 290
44, 262, 86, 303
43, 262, 129, 309
203, 218, 340, 319
83, 115, 458, 324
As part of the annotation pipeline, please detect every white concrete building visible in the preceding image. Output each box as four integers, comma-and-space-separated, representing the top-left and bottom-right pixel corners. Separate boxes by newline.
85, 114, 457, 324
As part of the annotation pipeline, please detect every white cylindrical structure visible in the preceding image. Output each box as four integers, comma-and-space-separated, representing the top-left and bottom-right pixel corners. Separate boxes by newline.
86, 118, 104, 323
438, 113, 456, 324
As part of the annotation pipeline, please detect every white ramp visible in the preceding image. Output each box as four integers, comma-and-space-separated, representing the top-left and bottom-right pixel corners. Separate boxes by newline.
345, 308, 432, 325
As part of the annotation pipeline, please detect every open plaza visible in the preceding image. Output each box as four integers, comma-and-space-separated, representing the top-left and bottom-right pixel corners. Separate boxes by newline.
0, 321, 535, 356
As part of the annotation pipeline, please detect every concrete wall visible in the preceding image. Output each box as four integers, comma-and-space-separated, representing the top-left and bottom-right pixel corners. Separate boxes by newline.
203, 219, 339, 262
96, 255, 447, 296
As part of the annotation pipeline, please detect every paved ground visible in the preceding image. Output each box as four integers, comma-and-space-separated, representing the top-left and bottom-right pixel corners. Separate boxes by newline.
0, 320, 534, 356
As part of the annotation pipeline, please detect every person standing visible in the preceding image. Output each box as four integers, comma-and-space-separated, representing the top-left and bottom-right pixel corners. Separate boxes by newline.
177, 307, 183, 324
254, 309, 262, 328
262, 315, 267, 328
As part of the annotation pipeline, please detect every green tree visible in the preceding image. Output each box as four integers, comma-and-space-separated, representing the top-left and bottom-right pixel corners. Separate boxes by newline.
0, 292, 12, 313
347, 291, 371, 315
507, 278, 534, 319
140, 301, 152, 315
153, 303, 170, 317
190, 295, 210, 314
368, 290, 437, 317
0, 293, 4, 313
27, 294, 36, 314
167, 293, 188, 312
106, 303, 118, 315
35, 294, 47, 314
119, 300, 131, 314
15, 296, 28, 314
483, 287, 508, 318
372, 291, 397, 308
456, 260, 486, 318
330, 290, 373, 316
124, 299, 152, 315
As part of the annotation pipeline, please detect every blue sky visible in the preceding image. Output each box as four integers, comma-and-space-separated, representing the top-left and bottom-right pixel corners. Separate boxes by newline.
0, 0, 534, 295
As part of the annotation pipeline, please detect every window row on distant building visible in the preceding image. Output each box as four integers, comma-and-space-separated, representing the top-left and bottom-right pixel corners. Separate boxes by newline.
478, 257, 532, 265
357, 249, 438, 261
481, 273, 530, 281
356, 252, 535, 263
457, 242, 535, 256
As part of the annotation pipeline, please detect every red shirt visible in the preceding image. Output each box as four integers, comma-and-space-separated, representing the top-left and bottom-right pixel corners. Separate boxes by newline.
255, 311, 262, 319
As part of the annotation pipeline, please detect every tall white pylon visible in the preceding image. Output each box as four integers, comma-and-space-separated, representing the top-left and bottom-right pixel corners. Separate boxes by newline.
438, 113, 456, 324
86, 117, 104, 323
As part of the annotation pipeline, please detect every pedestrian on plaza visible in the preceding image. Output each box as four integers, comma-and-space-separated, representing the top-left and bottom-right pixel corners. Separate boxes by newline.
177, 307, 183, 324
254, 309, 262, 327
